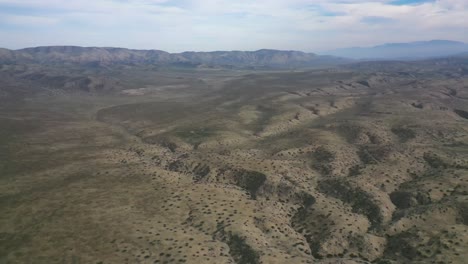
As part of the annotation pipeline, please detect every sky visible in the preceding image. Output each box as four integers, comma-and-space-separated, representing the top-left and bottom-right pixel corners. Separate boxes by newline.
0, 0, 467, 52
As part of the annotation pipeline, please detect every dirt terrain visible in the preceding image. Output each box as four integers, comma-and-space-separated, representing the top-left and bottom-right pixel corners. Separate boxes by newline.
1, 59, 468, 264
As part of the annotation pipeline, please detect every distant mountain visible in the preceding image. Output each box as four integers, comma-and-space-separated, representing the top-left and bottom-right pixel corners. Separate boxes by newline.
178, 49, 320, 66
0, 46, 350, 69
324, 40, 468, 60
456, 52, 468, 58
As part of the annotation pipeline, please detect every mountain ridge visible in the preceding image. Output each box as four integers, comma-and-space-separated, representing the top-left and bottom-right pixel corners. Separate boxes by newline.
324, 40, 468, 60
3, 41, 467, 68
0, 46, 349, 68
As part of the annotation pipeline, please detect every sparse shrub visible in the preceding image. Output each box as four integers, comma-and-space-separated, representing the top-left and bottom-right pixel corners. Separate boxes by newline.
348, 165, 362, 177
423, 152, 448, 169
318, 179, 383, 229
389, 191, 415, 209
159, 140, 178, 152
301, 192, 316, 208
168, 160, 185, 172
336, 124, 362, 143
391, 127, 416, 142
214, 226, 259, 264
236, 170, 267, 199
310, 147, 335, 175
411, 102, 423, 109
358, 147, 377, 164
227, 234, 260, 264
357, 80, 370, 87
358, 145, 391, 165
313, 147, 334, 162
385, 231, 422, 261
454, 109, 468, 120
193, 163, 210, 181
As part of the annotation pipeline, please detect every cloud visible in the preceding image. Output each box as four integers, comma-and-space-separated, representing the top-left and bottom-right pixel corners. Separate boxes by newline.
0, 0, 466, 51
1, 14, 59, 26
361, 16, 396, 24
389, 0, 435, 5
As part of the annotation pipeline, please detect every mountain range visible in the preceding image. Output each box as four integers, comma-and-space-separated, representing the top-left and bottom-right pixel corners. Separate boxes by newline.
1, 40, 467, 69
324, 40, 468, 60
0, 46, 348, 68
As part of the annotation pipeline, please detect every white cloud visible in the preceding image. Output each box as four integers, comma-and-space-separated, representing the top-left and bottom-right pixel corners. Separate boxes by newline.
1, 14, 59, 26
0, 0, 466, 51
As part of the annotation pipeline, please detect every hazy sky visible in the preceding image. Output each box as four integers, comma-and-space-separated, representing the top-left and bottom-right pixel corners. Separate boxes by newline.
0, 0, 467, 52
